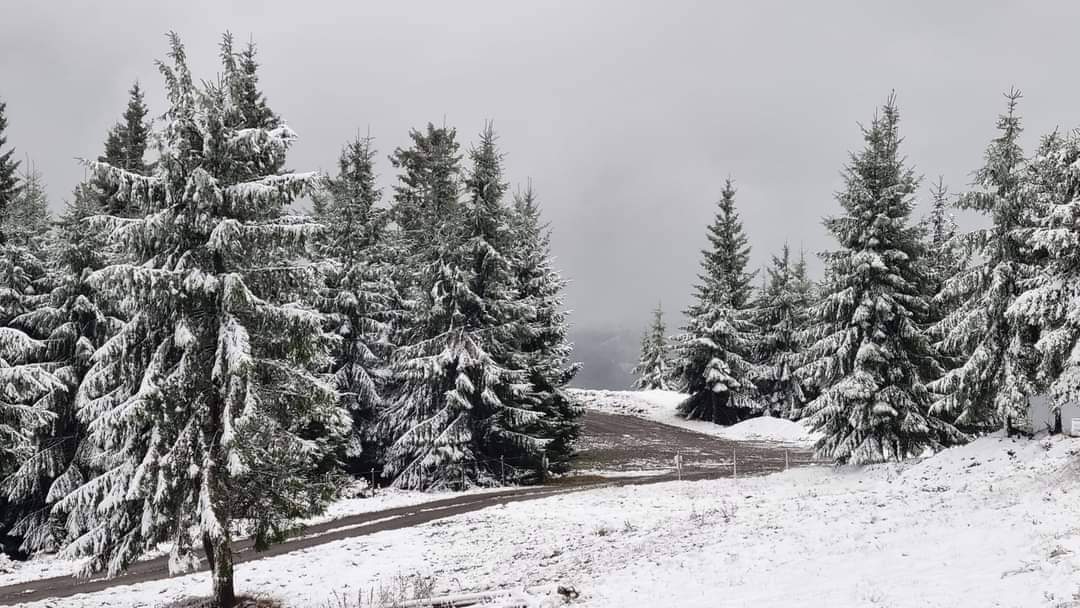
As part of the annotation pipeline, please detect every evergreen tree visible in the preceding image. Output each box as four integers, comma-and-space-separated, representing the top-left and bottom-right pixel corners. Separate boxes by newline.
0, 161, 60, 551
923, 177, 963, 292
753, 244, 811, 418
3, 165, 50, 244
389, 123, 462, 241
670, 178, 759, 423
53, 34, 349, 607
633, 303, 671, 390
119, 83, 151, 175
3, 186, 120, 552
220, 33, 280, 131
798, 95, 962, 464
380, 123, 544, 489
1007, 129, 1080, 433
378, 123, 463, 489
95, 82, 150, 217
927, 178, 956, 251
506, 183, 581, 475
316, 134, 398, 471
927, 90, 1038, 434
0, 100, 21, 242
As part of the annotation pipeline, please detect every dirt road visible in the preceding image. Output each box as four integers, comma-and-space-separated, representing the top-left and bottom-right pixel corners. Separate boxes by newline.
575, 410, 816, 473
0, 411, 815, 606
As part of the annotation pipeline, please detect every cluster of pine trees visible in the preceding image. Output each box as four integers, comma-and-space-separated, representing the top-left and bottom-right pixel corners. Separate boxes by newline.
635, 91, 1080, 465
0, 33, 578, 606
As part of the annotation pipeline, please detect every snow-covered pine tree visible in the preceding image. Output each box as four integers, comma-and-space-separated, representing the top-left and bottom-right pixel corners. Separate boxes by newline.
633, 303, 671, 390
752, 243, 811, 418
389, 123, 462, 242
670, 178, 759, 424
507, 183, 581, 474
920, 178, 967, 386
95, 82, 150, 217
789, 249, 818, 407
379, 123, 464, 489
3, 185, 122, 553
923, 177, 963, 293
380, 123, 544, 489
316, 133, 399, 472
1006, 128, 1080, 433
0, 165, 55, 427
0, 146, 63, 550
53, 34, 349, 608
220, 34, 280, 131
4, 101, 152, 551
797, 95, 962, 464
0, 100, 20, 237
927, 90, 1039, 434
3, 165, 50, 242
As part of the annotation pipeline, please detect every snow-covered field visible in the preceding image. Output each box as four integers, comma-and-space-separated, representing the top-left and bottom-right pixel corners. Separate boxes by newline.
571, 388, 822, 445
0, 486, 504, 589
8, 434, 1080, 607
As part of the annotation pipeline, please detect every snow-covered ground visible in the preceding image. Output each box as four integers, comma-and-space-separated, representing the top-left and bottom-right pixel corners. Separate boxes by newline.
571, 388, 822, 445
0, 486, 504, 589
8, 434, 1080, 607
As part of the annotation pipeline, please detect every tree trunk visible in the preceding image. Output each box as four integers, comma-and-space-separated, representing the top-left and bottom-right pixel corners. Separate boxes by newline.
1054, 409, 1063, 435
202, 532, 216, 574
211, 532, 236, 608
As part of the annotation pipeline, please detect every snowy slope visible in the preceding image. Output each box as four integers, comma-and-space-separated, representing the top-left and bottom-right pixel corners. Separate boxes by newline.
571, 388, 821, 445
10, 434, 1080, 607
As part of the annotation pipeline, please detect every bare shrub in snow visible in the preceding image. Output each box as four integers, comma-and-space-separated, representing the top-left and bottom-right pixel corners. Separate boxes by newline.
324, 573, 436, 608
717, 500, 738, 523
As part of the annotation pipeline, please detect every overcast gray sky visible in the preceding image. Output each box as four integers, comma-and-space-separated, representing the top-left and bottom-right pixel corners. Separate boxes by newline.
2, 1, 1078, 385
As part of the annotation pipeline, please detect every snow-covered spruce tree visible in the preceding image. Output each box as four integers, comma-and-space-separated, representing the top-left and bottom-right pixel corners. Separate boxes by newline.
924, 177, 962, 289
506, 183, 581, 474
752, 244, 811, 419
920, 178, 967, 384
220, 34, 280, 132
927, 90, 1039, 434
315, 134, 399, 472
53, 35, 349, 608
380, 123, 543, 489
95, 82, 151, 217
0, 100, 20, 233
797, 96, 962, 464
389, 123, 462, 242
3, 165, 50, 243
670, 178, 759, 424
3, 186, 122, 553
0, 150, 62, 549
379, 123, 464, 489
1005, 129, 1080, 433
5, 103, 151, 551
633, 303, 671, 390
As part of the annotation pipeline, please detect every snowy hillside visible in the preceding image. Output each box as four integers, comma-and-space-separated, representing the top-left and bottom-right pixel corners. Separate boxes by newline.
571, 388, 822, 445
10, 434, 1079, 607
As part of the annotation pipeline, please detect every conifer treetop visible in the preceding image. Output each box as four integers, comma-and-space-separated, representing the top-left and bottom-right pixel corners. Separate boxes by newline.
633, 303, 671, 391
798, 94, 962, 463
0, 100, 22, 232
928, 89, 1037, 431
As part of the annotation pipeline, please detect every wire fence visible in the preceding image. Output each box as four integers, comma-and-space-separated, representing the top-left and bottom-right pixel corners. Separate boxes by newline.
670, 446, 797, 481
354, 453, 542, 496
360, 446, 801, 496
